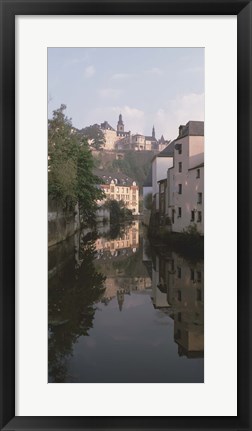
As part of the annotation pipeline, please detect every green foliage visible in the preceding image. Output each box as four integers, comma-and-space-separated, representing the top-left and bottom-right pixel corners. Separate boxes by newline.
78, 124, 105, 150
182, 223, 201, 237
48, 105, 104, 222
111, 151, 153, 186
148, 224, 204, 261
104, 199, 133, 224
144, 192, 153, 210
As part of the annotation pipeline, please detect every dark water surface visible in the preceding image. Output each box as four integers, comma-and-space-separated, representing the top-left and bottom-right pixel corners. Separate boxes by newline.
48, 222, 204, 383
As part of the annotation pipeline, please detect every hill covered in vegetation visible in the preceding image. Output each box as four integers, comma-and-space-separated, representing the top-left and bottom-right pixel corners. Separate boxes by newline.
93, 150, 154, 191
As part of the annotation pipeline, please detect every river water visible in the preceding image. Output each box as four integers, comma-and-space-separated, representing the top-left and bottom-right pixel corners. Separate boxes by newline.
48, 221, 204, 383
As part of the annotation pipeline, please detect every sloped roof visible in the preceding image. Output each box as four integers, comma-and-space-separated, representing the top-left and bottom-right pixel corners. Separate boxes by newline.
157, 140, 175, 157
176, 121, 204, 140
189, 162, 204, 171
94, 169, 135, 186
100, 121, 115, 131
145, 136, 157, 141
188, 152, 204, 170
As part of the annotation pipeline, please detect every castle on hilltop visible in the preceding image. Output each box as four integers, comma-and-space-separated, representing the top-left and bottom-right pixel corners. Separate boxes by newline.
100, 114, 170, 152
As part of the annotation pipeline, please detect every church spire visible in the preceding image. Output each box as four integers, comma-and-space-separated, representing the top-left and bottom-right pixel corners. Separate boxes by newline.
152, 125, 155, 138
117, 113, 124, 133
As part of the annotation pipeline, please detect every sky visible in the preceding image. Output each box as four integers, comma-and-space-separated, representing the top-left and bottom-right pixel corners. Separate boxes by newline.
48, 48, 204, 141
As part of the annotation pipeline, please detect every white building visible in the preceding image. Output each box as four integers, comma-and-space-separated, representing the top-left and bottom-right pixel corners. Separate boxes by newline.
151, 255, 171, 309
151, 143, 174, 211
167, 121, 204, 234
142, 169, 153, 225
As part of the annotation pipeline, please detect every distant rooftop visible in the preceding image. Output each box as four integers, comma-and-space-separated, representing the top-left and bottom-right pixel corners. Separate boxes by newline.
145, 136, 157, 141
94, 169, 136, 186
100, 121, 115, 131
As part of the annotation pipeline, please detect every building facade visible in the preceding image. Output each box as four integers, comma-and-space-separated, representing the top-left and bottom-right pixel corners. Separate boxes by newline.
100, 179, 139, 214
100, 121, 119, 150
100, 114, 170, 152
154, 252, 204, 357
151, 143, 174, 211
166, 121, 204, 234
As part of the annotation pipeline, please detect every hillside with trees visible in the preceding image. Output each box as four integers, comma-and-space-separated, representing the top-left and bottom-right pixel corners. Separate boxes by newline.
93, 150, 154, 190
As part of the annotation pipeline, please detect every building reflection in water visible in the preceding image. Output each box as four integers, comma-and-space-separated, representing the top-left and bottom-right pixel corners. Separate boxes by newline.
94, 222, 203, 359
48, 221, 204, 383
94, 222, 152, 311
151, 250, 204, 358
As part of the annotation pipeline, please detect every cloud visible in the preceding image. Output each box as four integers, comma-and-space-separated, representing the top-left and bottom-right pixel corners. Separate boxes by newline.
145, 67, 164, 76
116, 105, 145, 133
121, 105, 144, 118
85, 105, 145, 134
154, 92, 204, 140
186, 65, 204, 74
111, 73, 132, 80
84, 65, 95, 78
99, 88, 122, 99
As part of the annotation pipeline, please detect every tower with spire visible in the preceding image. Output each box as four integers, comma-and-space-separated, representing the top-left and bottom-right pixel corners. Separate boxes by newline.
117, 113, 124, 133
152, 125, 155, 139
117, 289, 124, 312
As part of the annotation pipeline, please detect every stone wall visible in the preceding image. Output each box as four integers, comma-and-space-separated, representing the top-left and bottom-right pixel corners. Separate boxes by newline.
48, 198, 80, 247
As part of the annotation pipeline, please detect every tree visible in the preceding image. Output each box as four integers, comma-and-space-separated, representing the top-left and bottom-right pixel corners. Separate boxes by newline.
104, 199, 133, 224
48, 104, 104, 223
76, 139, 105, 224
78, 124, 105, 151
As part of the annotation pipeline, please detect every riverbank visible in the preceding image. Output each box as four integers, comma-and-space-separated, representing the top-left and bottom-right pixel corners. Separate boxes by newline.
147, 225, 204, 260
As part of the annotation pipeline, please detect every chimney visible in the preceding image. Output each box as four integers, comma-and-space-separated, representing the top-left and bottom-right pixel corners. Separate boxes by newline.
179, 125, 185, 137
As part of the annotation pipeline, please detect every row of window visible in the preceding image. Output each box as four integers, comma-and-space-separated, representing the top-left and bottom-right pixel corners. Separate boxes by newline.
191, 211, 202, 222
176, 288, 202, 303
177, 267, 202, 282
176, 207, 202, 222
109, 194, 130, 201
110, 187, 130, 193
177, 185, 202, 205
177, 161, 201, 179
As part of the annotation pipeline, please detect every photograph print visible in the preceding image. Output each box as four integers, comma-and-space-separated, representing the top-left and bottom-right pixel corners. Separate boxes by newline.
48, 47, 204, 383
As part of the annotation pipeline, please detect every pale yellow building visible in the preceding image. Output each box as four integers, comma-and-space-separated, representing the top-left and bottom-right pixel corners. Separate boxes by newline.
100, 116, 130, 151
100, 179, 139, 214
100, 116, 170, 152
95, 222, 139, 254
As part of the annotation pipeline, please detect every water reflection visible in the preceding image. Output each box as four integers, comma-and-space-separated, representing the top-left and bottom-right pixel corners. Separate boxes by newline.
48, 232, 106, 382
150, 251, 204, 358
48, 222, 204, 383
94, 223, 151, 310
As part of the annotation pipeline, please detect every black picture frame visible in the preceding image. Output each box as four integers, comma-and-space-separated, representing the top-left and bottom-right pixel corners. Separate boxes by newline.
0, 0, 251, 430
